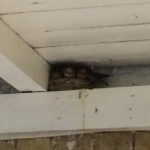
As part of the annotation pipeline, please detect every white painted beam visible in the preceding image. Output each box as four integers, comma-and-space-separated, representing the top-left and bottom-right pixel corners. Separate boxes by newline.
0, 0, 149, 14
0, 20, 50, 91
1, 86, 150, 140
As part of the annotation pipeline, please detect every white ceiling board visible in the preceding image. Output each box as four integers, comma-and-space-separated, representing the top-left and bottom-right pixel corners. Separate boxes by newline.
0, 0, 150, 14
35, 40, 150, 65
21, 24, 150, 48
1, 3, 150, 34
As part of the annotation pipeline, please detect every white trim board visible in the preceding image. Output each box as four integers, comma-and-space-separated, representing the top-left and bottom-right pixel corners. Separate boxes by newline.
1, 86, 150, 140
1, 3, 150, 34
0, 0, 150, 14
0, 20, 50, 91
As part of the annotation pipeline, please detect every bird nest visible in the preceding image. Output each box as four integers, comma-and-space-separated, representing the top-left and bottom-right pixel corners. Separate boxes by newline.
49, 62, 109, 91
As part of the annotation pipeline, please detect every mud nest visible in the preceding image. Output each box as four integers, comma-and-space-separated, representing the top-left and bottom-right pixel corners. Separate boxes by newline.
49, 63, 109, 91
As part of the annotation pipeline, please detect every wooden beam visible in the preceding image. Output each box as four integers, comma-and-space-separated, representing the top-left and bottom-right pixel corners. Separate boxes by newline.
1, 86, 150, 140
0, 20, 50, 91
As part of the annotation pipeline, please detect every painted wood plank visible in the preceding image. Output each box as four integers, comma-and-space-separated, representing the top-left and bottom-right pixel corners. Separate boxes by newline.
21, 24, 150, 48
0, 90, 84, 140
35, 40, 150, 65
0, 0, 150, 14
1, 3, 150, 34
0, 20, 50, 91
1, 86, 150, 140
84, 87, 150, 130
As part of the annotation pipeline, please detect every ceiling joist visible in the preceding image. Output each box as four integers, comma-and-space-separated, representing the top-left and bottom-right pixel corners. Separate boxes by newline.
0, 20, 50, 91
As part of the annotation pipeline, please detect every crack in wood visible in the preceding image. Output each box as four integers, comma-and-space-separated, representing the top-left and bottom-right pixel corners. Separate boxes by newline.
34, 39, 150, 49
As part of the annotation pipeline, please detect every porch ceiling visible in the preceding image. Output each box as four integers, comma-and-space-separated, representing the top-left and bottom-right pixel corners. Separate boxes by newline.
1, 0, 150, 64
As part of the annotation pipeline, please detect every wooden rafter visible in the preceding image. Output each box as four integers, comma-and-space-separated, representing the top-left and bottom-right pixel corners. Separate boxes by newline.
0, 20, 50, 91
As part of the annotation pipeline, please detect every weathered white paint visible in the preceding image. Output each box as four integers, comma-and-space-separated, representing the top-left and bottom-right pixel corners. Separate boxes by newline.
0, 86, 150, 139
20, 24, 150, 48
0, 20, 50, 91
0, 90, 84, 140
35, 40, 150, 65
0, 86, 150, 140
1, 2, 150, 67
1, 3, 150, 34
84, 87, 150, 130
0, 0, 149, 14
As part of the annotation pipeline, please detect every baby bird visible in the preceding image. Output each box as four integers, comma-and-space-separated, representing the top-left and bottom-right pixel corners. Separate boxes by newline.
49, 62, 109, 91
